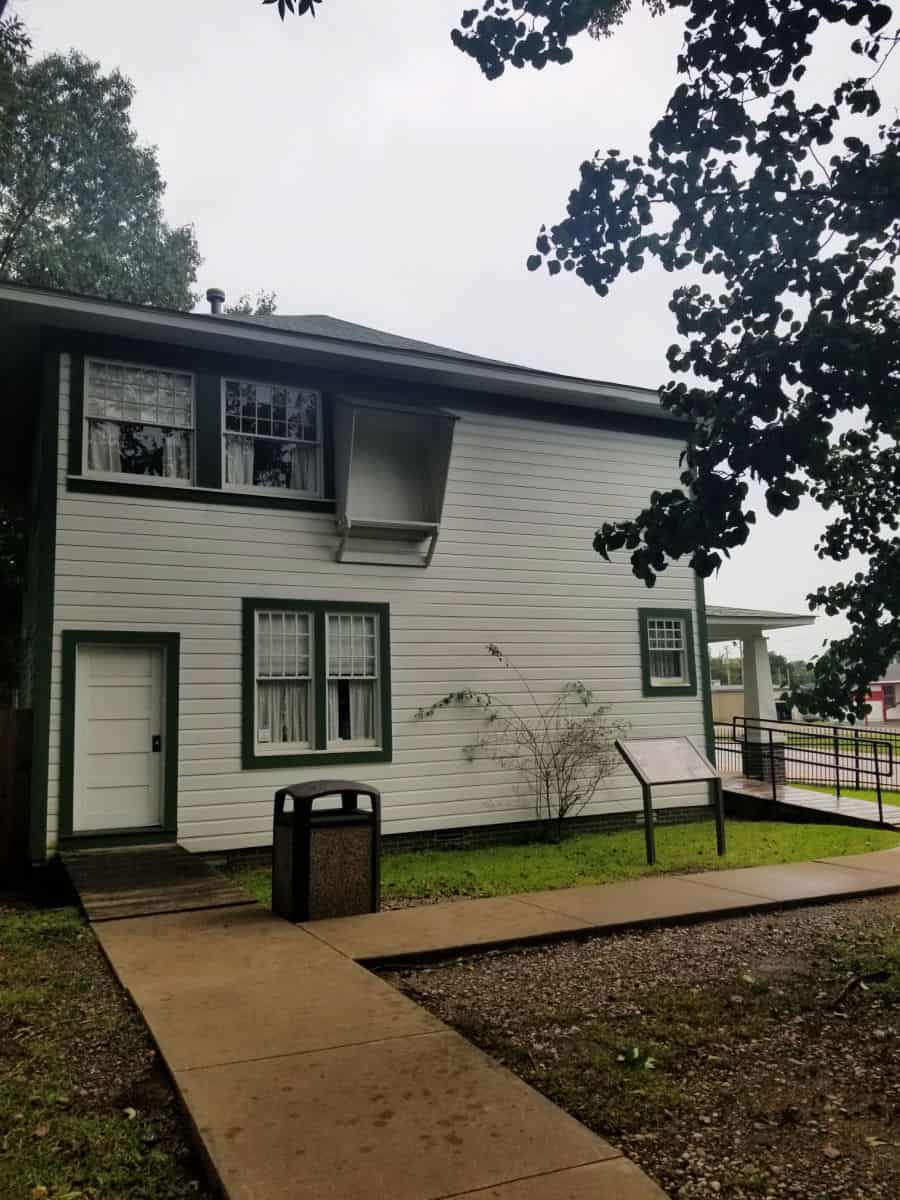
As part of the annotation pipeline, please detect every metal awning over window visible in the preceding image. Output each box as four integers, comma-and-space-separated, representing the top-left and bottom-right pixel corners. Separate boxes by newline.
333, 395, 456, 567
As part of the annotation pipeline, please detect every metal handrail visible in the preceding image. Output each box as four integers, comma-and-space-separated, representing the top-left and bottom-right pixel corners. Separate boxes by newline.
724, 716, 893, 825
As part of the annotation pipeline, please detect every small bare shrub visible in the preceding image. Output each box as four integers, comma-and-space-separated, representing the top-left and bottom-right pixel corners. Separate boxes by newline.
415, 643, 628, 840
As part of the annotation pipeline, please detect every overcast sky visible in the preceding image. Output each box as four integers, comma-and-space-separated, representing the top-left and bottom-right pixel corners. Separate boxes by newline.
25, 0, 862, 661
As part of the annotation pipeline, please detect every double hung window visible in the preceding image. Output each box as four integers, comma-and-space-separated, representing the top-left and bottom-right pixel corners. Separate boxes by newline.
244, 601, 390, 767
84, 359, 194, 483
638, 609, 698, 696
223, 378, 322, 497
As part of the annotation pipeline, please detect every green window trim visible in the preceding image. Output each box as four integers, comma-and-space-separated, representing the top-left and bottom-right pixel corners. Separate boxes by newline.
58, 630, 181, 845
241, 598, 392, 770
638, 607, 698, 698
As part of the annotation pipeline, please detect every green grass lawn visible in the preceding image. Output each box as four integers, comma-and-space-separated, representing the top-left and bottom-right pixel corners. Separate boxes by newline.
231, 819, 900, 906
804, 784, 900, 808
0, 905, 211, 1200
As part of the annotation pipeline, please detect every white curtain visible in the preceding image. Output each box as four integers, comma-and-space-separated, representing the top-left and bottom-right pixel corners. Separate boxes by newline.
327, 681, 340, 741
225, 435, 255, 485
290, 443, 317, 493
258, 680, 308, 745
650, 650, 683, 680
328, 680, 375, 741
164, 430, 191, 481
350, 681, 375, 739
87, 421, 122, 473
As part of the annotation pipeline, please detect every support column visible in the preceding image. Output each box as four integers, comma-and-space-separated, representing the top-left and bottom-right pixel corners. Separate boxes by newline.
741, 634, 784, 783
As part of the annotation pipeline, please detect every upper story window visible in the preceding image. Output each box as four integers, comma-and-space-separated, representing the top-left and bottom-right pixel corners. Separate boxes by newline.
638, 608, 698, 696
84, 359, 194, 484
223, 378, 323, 497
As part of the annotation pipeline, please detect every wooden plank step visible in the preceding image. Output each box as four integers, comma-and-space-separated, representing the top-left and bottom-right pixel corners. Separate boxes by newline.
61, 844, 256, 922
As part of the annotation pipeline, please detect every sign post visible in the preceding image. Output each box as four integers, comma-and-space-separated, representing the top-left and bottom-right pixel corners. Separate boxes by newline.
616, 736, 726, 866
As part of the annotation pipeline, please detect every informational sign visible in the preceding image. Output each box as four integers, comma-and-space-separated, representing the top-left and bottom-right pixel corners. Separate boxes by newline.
616, 736, 719, 787
615, 735, 725, 865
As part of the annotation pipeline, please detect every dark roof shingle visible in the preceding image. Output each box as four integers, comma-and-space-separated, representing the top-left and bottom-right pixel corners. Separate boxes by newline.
223, 312, 513, 368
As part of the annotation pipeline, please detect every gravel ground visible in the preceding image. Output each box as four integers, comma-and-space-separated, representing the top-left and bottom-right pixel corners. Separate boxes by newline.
385, 895, 900, 1199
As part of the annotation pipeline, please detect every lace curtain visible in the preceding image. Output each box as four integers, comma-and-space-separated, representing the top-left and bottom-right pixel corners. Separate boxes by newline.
225, 434, 317, 491
87, 421, 122, 473
87, 420, 190, 480
258, 680, 309, 745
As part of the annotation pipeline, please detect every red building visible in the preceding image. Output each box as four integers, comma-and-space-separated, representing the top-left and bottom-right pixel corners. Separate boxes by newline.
867, 662, 900, 723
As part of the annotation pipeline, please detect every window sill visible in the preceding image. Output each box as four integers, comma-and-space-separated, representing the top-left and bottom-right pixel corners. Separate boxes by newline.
242, 746, 391, 770
642, 683, 699, 698
83, 470, 193, 488
223, 484, 325, 503
67, 475, 337, 513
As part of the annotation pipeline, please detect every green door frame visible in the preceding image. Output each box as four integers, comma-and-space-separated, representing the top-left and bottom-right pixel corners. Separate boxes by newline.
59, 631, 180, 849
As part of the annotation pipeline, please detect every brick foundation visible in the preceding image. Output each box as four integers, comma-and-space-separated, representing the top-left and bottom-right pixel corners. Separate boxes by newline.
211, 804, 714, 868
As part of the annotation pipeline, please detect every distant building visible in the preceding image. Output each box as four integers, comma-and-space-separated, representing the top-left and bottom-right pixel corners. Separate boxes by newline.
868, 662, 900, 723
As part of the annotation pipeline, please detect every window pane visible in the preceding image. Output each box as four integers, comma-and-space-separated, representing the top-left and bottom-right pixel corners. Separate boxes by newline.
327, 679, 376, 742
86, 360, 194, 431
647, 618, 685, 653
650, 649, 685, 681
328, 613, 377, 678
257, 610, 310, 678
86, 420, 192, 480
257, 680, 310, 745
248, 438, 318, 493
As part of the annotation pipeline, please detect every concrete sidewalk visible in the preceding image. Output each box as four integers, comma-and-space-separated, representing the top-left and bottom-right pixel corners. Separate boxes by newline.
95, 903, 665, 1200
302, 850, 900, 964
91, 847, 900, 1200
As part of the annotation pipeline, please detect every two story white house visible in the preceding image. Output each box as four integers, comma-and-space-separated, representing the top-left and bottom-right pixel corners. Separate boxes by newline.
2, 282, 720, 863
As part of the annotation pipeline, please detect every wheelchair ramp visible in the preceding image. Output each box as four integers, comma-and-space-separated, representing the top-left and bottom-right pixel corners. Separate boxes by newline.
723, 776, 900, 831
61, 843, 255, 922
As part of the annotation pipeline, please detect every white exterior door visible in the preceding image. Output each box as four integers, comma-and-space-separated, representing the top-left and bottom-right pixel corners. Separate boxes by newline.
73, 644, 165, 832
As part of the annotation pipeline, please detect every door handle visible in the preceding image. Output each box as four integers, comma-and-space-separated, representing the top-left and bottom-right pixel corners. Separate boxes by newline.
152, 734, 162, 753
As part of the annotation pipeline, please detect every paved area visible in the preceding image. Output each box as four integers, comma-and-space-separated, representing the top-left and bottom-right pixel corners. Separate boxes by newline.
94, 902, 665, 1199
84, 844, 900, 1200
303, 849, 900, 964
62, 844, 254, 921
722, 775, 900, 830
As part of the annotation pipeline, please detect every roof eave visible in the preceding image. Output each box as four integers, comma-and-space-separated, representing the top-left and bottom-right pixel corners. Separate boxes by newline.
0, 282, 678, 422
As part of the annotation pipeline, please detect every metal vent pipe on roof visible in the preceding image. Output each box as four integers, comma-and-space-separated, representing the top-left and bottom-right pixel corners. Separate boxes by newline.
206, 287, 225, 315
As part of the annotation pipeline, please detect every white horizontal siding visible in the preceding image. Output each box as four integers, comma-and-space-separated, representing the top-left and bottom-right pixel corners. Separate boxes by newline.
47, 352, 708, 853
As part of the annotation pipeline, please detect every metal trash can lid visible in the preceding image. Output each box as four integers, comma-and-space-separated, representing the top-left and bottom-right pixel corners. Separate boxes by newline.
275, 779, 381, 801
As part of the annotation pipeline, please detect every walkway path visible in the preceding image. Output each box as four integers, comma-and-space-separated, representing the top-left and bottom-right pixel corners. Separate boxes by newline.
302, 847, 900, 964
94, 901, 663, 1199
85, 846, 900, 1200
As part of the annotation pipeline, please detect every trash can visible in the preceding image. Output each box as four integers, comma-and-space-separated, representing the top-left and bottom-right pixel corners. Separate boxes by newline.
272, 779, 381, 923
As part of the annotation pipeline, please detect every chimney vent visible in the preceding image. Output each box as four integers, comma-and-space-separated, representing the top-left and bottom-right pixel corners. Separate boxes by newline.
206, 287, 225, 315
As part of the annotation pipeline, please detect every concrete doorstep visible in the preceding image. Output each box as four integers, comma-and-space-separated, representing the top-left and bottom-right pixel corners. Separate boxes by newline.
90, 847, 900, 1200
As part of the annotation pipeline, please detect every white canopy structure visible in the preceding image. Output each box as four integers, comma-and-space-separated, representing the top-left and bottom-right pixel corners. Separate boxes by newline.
706, 605, 815, 735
